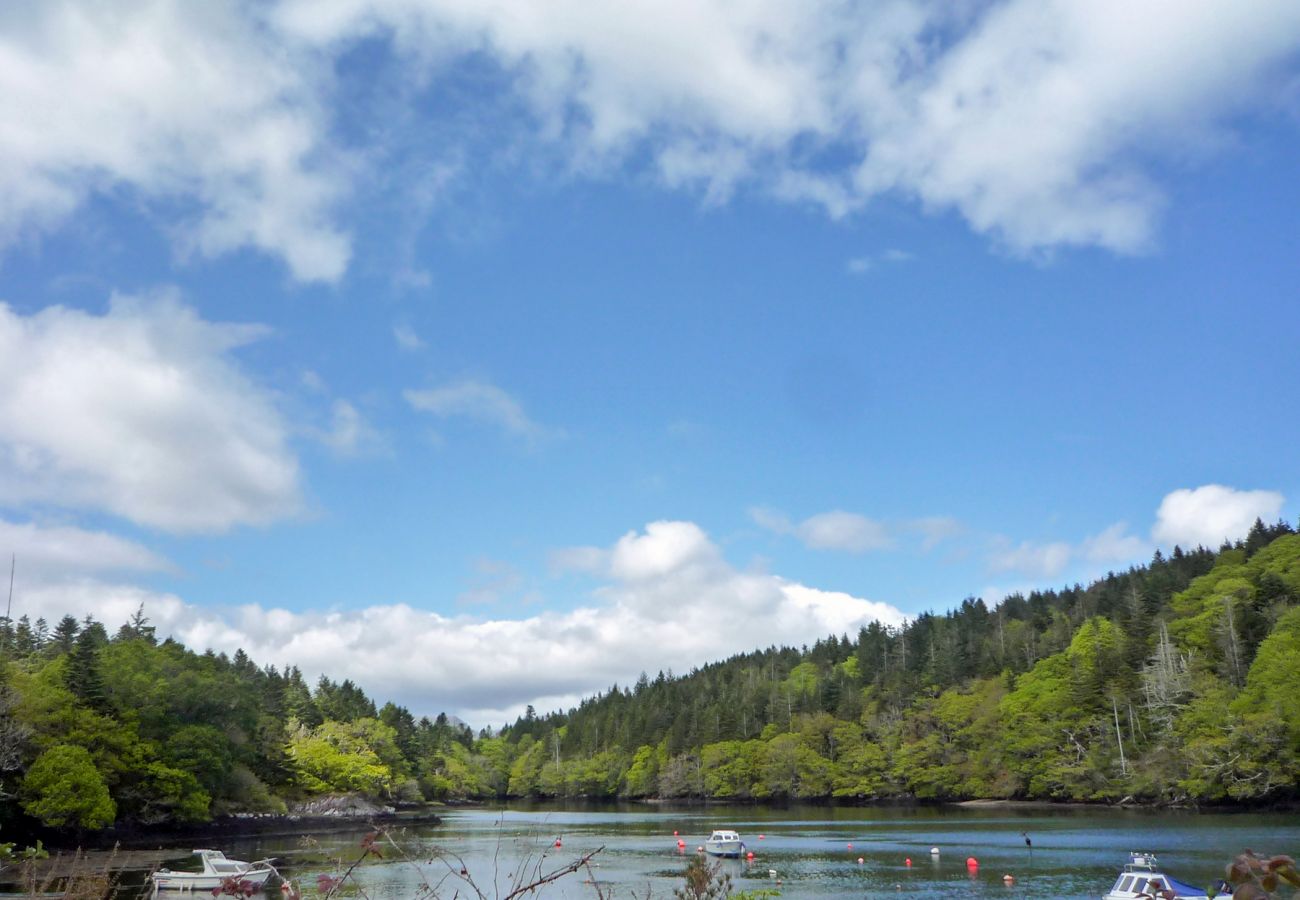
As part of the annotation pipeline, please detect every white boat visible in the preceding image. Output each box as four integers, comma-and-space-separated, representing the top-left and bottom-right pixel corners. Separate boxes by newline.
1102, 852, 1224, 900
703, 830, 745, 858
152, 850, 276, 891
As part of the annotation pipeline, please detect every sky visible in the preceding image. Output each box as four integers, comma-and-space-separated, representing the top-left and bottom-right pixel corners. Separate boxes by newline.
1, 0, 1298, 729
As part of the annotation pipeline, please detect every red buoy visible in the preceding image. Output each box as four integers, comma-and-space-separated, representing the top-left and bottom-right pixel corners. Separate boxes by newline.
966, 857, 978, 869
905, 858, 912, 867
555, 839, 562, 849
746, 851, 754, 860
677, 840, 685, 849
847, 843, 854, 850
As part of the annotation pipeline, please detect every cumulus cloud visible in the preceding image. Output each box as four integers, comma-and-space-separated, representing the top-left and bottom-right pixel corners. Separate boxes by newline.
0, 2, 349, 281
405, 379, 559, 442
5, 519, 902, 725
1153, 484, 1286, 549
0, 292, 301, 532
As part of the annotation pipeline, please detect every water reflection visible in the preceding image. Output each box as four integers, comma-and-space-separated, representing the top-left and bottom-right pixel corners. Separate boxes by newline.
97, 804, 1300, 899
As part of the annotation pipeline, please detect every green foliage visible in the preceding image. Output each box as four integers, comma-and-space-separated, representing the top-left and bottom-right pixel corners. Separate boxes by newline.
623, 743, 662, 797
288, 719, 399, 797
21, 745, 116, 829
0, 528, 1295, 833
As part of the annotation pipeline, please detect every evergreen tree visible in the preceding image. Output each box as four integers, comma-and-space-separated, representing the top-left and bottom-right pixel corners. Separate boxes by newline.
66, 627, 109, 712
49, 614, 79, 656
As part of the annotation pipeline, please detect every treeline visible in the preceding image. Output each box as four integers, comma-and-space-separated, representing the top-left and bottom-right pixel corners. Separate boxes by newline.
2, 520, 1298, 833
497, 519, 1300, 805
0, 611, 479, 832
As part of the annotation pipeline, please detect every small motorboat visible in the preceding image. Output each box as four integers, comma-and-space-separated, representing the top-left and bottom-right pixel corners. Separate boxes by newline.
152, 850, 276, 891
703, 830, 745, 858
1102, 852, 1224, 900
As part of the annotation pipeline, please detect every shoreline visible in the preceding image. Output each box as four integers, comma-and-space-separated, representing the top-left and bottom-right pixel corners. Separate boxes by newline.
3, 808, 444, 888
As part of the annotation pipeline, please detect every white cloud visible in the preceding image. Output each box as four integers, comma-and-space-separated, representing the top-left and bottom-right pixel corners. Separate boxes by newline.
0, 518, 170, 581
405, 378, 559, 442
751, 507, 892, 554
273, 0, 1300, 256
0, 292, 301, 533
12, 518, 900, 725
1153, 484, 1285, 549
14, 577, 189, 635
0, 2, 349, 282
850, 2, 1300, 253
4, 2, 1298, 272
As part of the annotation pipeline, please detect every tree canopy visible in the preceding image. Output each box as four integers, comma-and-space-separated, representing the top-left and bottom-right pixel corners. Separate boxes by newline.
1, 522, 1297, 833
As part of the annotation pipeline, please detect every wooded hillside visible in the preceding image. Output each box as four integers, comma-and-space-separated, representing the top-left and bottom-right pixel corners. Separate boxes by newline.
2, 520, 1297, 833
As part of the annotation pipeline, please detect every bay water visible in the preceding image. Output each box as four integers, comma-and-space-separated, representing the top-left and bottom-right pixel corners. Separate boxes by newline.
166, 803, 1300, 899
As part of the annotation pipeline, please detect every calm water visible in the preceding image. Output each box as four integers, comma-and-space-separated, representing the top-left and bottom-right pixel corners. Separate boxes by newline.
157, 804, 1300, 899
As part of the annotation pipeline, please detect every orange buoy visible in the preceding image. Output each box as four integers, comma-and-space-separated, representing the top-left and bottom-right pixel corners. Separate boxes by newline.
673, 830, 678, 836
905, 858, 912, 867
966, 857, 978, 869
677, 840, 685, 849
746, 852, 755, 861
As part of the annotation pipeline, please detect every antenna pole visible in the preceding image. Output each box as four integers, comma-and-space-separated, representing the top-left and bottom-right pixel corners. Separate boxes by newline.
6, 554, 13, 620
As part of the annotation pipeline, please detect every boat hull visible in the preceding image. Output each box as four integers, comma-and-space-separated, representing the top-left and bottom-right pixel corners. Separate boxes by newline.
152, 868, 274, 891
703, 841, 743, 859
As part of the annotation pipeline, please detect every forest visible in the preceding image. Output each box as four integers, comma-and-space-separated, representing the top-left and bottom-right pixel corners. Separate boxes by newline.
1, 519, 1297, 835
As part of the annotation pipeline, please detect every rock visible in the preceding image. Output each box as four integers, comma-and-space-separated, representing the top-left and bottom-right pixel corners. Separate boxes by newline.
287, 794, 395, 818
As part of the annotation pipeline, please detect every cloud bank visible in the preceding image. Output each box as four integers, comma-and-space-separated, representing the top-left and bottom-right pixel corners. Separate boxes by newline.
11, 520, 903, 726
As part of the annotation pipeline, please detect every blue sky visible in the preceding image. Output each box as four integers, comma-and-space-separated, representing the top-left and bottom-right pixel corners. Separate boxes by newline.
1, 1, 1297, 726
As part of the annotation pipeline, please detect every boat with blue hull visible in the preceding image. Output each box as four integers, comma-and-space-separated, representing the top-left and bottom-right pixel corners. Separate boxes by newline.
1103, 852, 1225, 900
